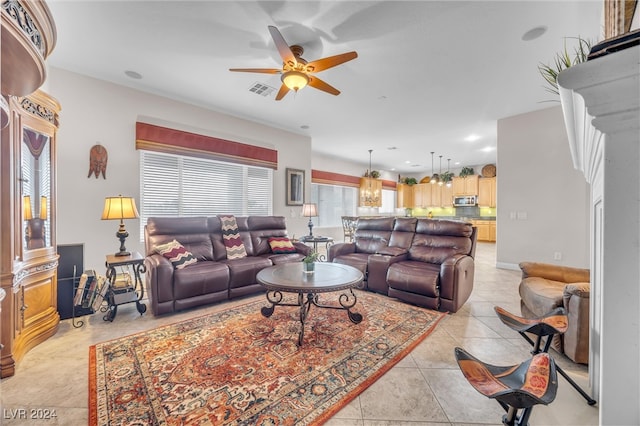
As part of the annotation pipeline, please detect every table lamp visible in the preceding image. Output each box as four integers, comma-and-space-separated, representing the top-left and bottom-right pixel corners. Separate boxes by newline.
101, 195, 139, 256
302, 203, 318, 237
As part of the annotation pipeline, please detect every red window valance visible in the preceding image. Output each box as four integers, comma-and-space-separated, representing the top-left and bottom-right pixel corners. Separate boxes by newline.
311, 170, 360, 188
135, 122, 278, 169
312, 170, 397, 190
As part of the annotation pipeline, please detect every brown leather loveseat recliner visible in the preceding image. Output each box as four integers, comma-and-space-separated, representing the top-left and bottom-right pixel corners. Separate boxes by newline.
518, 261, 590, 364
329, 217, 477, 313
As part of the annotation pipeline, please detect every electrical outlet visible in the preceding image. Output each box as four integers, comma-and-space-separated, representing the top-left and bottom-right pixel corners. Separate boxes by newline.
554, 252, 562, 260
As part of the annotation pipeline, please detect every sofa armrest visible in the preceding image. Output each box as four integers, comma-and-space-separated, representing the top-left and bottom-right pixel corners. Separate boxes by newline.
144, 253, 176, 315
562, 282, 590, 364
367, 252, 409, 294
519, 261, 590, 283
328, 242, 356, 261
439, 254, 475, 312
292, 241, 312, 256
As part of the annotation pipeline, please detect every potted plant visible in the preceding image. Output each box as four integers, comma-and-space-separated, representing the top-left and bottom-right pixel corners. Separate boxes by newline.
302, 251, 319, 273
538, 37, 591, 98
403, 177, 418, 186
440, 171, 454, 185
459, 167, 474, 178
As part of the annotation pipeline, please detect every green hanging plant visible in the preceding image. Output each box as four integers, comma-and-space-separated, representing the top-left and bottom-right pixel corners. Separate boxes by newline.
538, 37, 592, 99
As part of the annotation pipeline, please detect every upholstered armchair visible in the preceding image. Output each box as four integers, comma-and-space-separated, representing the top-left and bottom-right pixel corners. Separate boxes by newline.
518, 262, 590, 364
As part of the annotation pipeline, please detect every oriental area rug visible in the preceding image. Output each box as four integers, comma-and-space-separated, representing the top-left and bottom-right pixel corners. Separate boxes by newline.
89, 291, 446, 425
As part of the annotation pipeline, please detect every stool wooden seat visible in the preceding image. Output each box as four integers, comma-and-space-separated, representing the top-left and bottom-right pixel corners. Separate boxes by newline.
455, 347, 558, 426
494, 306, 596, 406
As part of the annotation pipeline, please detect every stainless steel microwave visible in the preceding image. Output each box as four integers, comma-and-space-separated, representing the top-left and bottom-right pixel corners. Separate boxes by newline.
453, 195, 477, 206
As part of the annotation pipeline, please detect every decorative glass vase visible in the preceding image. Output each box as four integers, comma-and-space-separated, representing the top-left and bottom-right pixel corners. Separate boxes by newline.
303, 262, 315, 274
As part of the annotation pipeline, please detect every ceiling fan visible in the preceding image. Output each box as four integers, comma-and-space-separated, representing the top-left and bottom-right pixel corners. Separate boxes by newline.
230, 26, 358, 101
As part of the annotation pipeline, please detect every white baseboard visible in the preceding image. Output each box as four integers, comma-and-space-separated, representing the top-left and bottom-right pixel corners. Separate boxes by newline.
496, 262, 519, 271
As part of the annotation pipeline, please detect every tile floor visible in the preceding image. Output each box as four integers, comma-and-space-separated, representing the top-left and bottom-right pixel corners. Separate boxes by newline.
0, 242, 599, 425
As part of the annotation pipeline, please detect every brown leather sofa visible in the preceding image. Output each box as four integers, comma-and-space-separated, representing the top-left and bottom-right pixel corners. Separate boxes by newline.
329, 217, 477, 313
144, 216, 311, 315
518, 262, 590, 364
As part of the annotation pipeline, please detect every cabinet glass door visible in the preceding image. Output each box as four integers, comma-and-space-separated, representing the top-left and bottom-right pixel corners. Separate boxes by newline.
21, 127, 51, 251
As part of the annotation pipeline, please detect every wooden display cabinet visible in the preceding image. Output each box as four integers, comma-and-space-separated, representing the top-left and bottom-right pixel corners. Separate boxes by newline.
0, 90, 61, 378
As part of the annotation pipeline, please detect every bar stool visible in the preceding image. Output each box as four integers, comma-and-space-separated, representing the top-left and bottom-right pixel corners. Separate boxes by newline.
455, 347, 558, 426
494, 306, 596, 405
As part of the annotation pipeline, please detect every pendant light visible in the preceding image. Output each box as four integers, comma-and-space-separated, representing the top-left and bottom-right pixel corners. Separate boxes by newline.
446, 158, 453, 187
430, 152, 438, 185
438, 155, 444, 186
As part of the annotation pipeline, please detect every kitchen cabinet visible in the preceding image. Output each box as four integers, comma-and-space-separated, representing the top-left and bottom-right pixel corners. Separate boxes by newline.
469, 219, 496, 242
396, 183, 414, 208
453, 175, 479, 196
406, 183, 453, 208
412, 183, 429, 207
478, 177, 497, 207
439, 184, 453, 207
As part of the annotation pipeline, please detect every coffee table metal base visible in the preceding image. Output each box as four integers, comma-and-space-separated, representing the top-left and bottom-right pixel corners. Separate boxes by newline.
260, 289, 362, 346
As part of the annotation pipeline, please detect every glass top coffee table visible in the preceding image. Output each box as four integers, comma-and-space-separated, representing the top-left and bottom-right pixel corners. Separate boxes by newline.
257, 262, 364, 346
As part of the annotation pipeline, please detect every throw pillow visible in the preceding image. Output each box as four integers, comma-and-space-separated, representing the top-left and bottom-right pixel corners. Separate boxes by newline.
155, 239, 198, 269
268, 237, 296, 254
219, 215, 247, 259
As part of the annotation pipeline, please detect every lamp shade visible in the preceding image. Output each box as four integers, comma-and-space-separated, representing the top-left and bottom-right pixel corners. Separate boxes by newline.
281, 71, 309, 92
23, 196, 33, 220
101, 195, 139, 220
39, 196, 47, 219
302, 203, 318, 218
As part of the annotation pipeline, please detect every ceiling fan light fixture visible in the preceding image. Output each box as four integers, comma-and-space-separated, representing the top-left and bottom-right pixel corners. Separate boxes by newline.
281, 71, 309, 92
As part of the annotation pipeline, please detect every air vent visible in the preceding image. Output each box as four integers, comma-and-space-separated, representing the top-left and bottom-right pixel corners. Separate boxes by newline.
249, 82, 276, 97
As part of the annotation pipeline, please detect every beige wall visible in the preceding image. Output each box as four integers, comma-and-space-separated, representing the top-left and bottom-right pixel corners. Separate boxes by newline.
496, 106, 589, 269
49, 67, 312, 270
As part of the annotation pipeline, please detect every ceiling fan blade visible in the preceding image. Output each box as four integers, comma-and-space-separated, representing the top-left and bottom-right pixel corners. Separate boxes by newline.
268, 26, 297, 68
275, 84, 290, 101
308, 76, 340, 96
305, 51, 358, 73
229, 68, 281, 74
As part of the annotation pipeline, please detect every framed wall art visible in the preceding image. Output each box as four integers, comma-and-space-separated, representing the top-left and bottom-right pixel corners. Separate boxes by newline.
286, 168, 305, 206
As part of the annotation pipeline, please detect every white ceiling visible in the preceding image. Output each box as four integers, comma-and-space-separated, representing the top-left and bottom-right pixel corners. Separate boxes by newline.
46, 0, 603, 174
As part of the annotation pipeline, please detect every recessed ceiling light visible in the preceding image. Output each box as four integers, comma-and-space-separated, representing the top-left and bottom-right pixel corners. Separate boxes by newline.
464, 134, 481, 142
405, 160, 411, 164
387, 146, 397, 150
481, 146, 496, 152
522, 26, 548, 41
454, 161, 461, 165
124, 70, 142, 79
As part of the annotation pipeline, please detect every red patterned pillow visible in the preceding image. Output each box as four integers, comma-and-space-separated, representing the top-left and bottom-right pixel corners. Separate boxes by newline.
155, 239, 197, 269
268, 237, 296, 254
